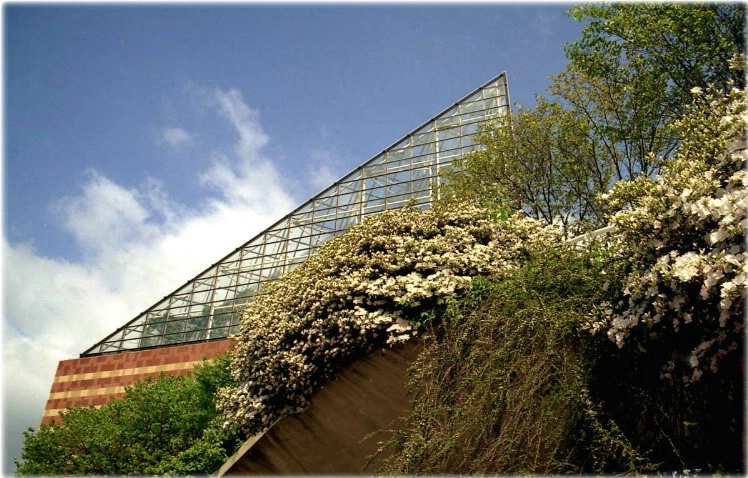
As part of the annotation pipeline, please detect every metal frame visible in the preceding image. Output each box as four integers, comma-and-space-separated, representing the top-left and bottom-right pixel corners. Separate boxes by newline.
81, 71, 510, 357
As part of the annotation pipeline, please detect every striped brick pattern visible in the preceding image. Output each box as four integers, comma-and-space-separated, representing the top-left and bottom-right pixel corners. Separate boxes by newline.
41, 340, 232, 425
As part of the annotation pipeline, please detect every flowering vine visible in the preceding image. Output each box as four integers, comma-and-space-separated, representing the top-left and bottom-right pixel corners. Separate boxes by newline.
217, 204, 561, 435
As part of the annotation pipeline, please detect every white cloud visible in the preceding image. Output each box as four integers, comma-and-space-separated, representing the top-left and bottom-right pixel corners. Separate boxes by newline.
3, 86, 297, 470
212, 88, 268, 159
52, 171, 159, 257
158, 127, 194, 148
307, 148, 345, 192
199, 88, 290, 211
309, 164, 338, 192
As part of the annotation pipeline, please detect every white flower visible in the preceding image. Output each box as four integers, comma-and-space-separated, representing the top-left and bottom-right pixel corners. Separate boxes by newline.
708, 228, 729, 244
720, 281, 737, 298
672, 252, 701, 281
688, 354, 699, 368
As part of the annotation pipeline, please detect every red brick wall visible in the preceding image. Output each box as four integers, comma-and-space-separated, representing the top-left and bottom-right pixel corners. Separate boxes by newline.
41, 339, 232, 425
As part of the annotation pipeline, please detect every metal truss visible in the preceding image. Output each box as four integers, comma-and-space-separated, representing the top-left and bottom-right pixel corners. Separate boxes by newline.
81, 72, 510, 357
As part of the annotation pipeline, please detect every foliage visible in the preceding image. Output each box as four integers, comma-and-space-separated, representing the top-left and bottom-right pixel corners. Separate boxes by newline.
218, 204, 561, 436
380, 243, 651, 474
558, 3, 745, 181
567, 3, 745, 102
548, 65, 674, 183
15, 353, 241, 476
440, 97, 610, 236
382, 90, 746, 475
585, 89, 746, 472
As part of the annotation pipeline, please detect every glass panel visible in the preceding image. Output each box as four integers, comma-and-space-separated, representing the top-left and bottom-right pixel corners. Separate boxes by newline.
464, 90, 482, 103
461, 110, 487, 123
335, 216, 358, 230
215, 274, 237, 289
438, 153, 461, 167
459, 100, 483, 114
364, 202, 386, 215
412, 168, 432, 180
387, 158, 411, 172
387, 182, 410, 196
184, 315, 209, 342
364, 162, 387, 177
263, 241, 285, 255
411, 143, 435, 157
266, 229, 288, 243
364, 194, 385, 207
412, 178, 431, 193
436, 114, 459, 130
441, 126, 460, 139
314, 196, 337, 210
411, 131, 434, 146
312, 207, 336, 221
210, 327, 230, 340
338, 192, 360, 207
233, 287, 257, 304
461, 123, 479, 136
212, 288, 233, 303
240, 245, 263, 259
439, 138, 462, 151
164, 319, 186, 345
337, 203, 361, 216
120, 339, 141, 350
191, 290, 211, 304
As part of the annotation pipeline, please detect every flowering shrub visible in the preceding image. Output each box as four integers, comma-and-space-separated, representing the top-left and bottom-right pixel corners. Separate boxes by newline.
217, 204, 561, 435
592, 88, 746, 382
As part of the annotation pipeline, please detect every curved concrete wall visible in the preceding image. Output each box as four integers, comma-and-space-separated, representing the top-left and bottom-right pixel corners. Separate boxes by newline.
217, 339, 422, 475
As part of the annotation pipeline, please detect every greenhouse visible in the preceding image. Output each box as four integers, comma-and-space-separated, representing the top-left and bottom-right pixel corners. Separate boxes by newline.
82, 72, 510, 356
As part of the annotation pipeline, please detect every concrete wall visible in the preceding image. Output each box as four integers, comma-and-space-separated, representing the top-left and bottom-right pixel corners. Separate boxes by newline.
217, 339, 422, 475
41, 339, 232, 425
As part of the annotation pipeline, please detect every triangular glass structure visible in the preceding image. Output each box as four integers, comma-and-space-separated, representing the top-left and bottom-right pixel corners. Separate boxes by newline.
81, 72, 510, 357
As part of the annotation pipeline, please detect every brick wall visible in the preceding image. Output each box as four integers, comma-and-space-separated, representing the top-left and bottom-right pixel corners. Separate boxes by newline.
41, 339, 232, 425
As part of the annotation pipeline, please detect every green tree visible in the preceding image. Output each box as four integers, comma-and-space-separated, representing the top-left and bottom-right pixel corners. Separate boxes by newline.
441, 97, 611, 236
548, 65, 675, 183
442, 4, 744, 236
555, 3, 745, 180
567, 3, 745, 102
15, 353, 241, 476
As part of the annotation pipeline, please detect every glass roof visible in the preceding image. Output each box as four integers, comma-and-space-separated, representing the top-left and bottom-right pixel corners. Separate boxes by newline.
81, 72, 510, 357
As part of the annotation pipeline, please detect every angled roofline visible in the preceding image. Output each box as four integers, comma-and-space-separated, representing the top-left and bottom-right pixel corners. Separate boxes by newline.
81, 71, 509, 357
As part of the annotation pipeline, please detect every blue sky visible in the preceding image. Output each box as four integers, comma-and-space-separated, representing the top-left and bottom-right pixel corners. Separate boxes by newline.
3, 3, 581, 472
